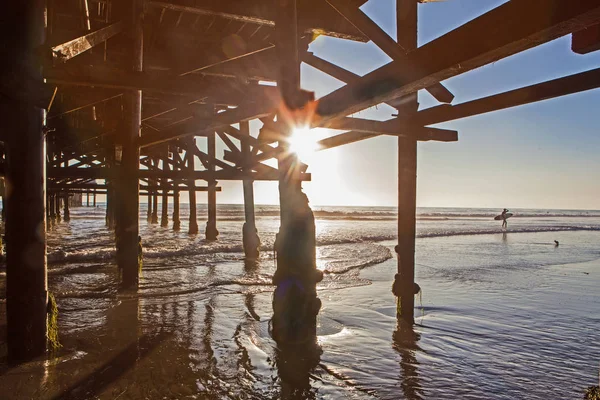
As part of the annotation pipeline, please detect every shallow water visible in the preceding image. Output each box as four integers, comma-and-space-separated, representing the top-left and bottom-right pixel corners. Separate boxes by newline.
0, 206, 599, 399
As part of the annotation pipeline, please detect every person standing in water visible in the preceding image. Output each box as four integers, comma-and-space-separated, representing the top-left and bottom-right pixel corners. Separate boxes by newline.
501, 208, 509, 229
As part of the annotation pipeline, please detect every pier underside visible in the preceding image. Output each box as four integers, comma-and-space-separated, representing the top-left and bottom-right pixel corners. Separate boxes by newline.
1, 0, 600, 362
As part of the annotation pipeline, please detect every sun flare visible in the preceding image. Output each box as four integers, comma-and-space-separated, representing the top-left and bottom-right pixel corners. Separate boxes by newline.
288, 127, 319, 162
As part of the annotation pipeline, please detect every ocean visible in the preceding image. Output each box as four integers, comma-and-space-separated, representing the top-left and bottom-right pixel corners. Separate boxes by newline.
0, 205, 599, 399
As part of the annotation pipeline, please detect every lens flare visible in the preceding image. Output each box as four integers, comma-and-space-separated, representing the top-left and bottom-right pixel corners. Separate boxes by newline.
288, 127, 319, 162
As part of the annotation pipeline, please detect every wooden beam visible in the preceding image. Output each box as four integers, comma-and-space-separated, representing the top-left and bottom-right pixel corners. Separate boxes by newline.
45, 65, 219, 97
146, 1, 367, 42
48, 92, 122, 119
140, 101, 277, 147
325, 0, 454, 103
317, 66, 600, 149
314, 0, 600, 123
409, 67, 600, 126
572, 24, 600, 54
46, 167, 311, 181
51, 21, 124, 62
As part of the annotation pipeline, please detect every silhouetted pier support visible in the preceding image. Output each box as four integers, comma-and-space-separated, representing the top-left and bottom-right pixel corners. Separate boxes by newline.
86, 191, 90, 207
115, 0, 143, 288
392, 0, 418, 324
205, 132, 219, 240
271, 0, 321, 344
151, 189, 159, 224
240, 121, 260, 259
173, 189, 181, 231
4, 0, 48, 362
49, 194, 56, 225
93, 190, 96, 207
161, 156, 169, 227
106, 181, 115, 228
187, 140, 199, 234
63, 193, 70, 221
147, 191, 153, 221
55, 195, 61, 223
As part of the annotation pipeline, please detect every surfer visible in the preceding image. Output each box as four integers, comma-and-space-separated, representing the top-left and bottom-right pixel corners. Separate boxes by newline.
554, 240, 559, 247
501, 208, 509, 229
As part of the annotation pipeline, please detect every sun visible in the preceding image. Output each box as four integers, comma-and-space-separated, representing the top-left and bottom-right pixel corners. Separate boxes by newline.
288, 127, 319, 162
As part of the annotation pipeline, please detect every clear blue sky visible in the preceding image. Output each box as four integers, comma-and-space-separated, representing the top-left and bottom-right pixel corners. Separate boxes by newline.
206, 0, 600, 210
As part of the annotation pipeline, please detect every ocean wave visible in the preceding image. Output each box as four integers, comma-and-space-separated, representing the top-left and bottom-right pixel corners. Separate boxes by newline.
44, 225, 600, 265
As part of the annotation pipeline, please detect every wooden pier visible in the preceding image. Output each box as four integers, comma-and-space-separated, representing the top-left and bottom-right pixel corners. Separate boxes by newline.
1, 0, 600, 360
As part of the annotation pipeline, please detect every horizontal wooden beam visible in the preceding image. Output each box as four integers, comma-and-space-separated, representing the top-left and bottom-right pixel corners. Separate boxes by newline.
49, 183, 222, 192
51, 21, 124, 62
324, 0, 454, 103
45, 65, 217, 97
572, 24, 600, 54
318, 66, 600, 149
146, 1, 367, 42
314, 0, 600, 123
140, 101, 277, 147
408, 66, 600, 126
46, 167, 311, 181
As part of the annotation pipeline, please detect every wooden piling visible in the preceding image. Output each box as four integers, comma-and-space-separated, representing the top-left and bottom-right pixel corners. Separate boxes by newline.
240, 121, 260, 259
393, 0, 419, 324
63, 193, 70, 221
86, 191, 90, 207
271, 0, 322, 344
147, 191, 152, 221
4, 0, 48, 361
106, 180, 115, 228
93, 189, 96, 207
205, 132, 218, 240
49, 194, 56, 224
55, 194, 61, 222
173, 189, 181, 231
161, 155, 169, 227
115, 0, 143, 288
187, 140, 199, 234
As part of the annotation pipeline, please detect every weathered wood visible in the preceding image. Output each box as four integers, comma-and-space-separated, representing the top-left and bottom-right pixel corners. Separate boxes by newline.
117, 0, 143, 288
205, 131, 219, 240
46, 166, 311, 181
48, 92, 122, 120
317, 66, 600, 150
51, 21, 124, 62
315, 0, 600, 123
271, 0, 321, 345
325, 0, 453, 103
394, 0, 418, 325
4, 0, 48, 362
146, 0, 367, 42
160, 154, 169, 227
572, 24, 600, 54
187, 140, 199, 234
241, 120, 260, 259
147, 190, 153, 221
140, 100, 277, 147
172, 189, 181, 231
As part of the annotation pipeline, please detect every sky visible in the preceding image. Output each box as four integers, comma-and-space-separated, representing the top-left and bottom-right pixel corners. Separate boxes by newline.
196, 0, 600, 210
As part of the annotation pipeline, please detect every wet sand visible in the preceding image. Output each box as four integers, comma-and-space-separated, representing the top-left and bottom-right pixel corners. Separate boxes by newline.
1, 228, 598, 399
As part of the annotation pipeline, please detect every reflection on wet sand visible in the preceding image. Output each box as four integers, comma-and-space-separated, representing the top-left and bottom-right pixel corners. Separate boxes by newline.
275, 339, 322, 399
393, 321, 423, 400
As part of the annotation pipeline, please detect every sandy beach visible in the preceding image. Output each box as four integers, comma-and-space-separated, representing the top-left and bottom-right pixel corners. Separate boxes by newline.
0, 207, 598, 399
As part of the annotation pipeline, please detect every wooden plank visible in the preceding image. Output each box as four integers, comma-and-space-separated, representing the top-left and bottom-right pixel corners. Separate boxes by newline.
572, 24, 600, 54
314, 0, 600, 123
325, 0, 454, 103
51, 21, 124, 62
